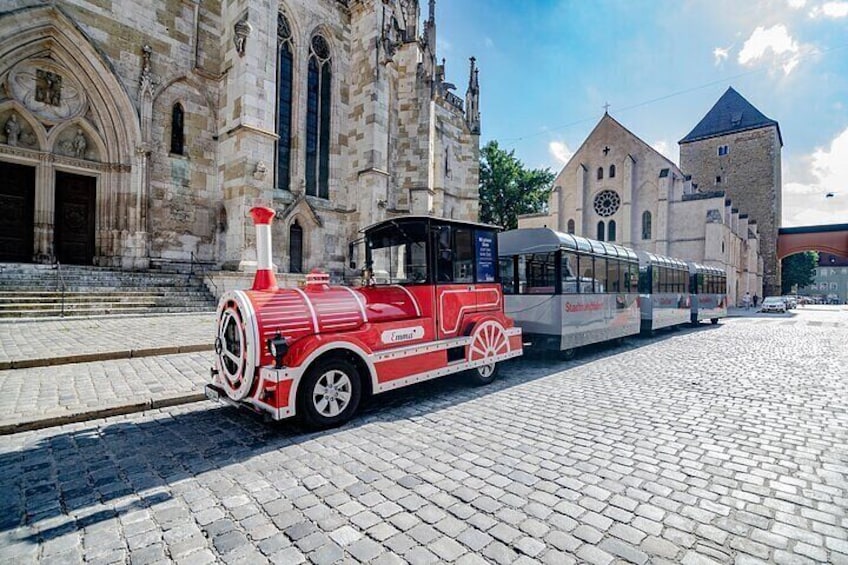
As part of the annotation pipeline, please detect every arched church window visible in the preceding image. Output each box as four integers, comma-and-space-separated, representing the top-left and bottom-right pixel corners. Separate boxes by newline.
593, 190, 620, 217
567, 219, 575, 234
597, 221, 605, 241
609, 164, 616, 178
597, 167, 603, 180
608, 220, 616, 242
289, 221, 303, 273
170, 103, 184, 155
276, 12, 294, 191
306, 34, 332, 199
642, 211, 652, 240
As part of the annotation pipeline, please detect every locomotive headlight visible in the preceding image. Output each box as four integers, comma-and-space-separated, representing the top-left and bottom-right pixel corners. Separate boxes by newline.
267, 332, 288, 369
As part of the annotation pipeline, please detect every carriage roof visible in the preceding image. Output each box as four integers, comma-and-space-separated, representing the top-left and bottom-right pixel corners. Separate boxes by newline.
498, 228, 637, 261
687, 262, 727, 276
361, 215, 502, 234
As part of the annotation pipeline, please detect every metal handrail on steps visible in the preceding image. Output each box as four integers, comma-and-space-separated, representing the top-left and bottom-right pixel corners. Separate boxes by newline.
189, 252, 218, 297
53, 260, 66, 317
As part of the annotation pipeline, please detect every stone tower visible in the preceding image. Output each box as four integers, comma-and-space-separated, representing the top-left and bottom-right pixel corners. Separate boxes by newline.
679, 87, 782, 296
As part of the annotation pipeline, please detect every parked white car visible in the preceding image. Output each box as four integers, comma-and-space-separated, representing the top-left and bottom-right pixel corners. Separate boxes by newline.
761, 296, 786, 313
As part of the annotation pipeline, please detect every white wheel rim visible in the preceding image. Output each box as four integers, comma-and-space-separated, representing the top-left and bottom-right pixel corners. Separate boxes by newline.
217, 306, 253, 400
468, 321, 509, 377
313, 370, 353, 417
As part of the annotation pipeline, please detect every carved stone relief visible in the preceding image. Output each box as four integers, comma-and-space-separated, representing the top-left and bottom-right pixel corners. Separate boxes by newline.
6, 60, 87, 123
55, 126, 98, 161
0, 110, 38, 148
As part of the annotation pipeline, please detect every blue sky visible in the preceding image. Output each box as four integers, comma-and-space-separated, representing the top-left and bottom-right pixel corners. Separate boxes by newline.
434, 0, 848, 227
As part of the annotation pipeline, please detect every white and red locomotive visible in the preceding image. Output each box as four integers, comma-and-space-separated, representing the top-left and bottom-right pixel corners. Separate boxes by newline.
207, 207, 523, 428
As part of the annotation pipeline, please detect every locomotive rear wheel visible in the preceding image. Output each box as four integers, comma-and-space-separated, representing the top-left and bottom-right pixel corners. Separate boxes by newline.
298, 358, 362, 430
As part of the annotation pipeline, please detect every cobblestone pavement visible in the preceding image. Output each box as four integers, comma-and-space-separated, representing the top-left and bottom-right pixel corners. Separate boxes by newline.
1, 307, 846, 564
0, 352, 212, 429
0, 314, 215, 367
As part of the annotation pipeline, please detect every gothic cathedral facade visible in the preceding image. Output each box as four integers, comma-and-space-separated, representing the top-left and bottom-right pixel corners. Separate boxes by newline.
0, 0, 480, 279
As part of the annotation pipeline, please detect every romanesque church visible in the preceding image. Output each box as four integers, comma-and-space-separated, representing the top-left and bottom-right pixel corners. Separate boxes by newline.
0, 0, 480, 281
520, 87, 783, 302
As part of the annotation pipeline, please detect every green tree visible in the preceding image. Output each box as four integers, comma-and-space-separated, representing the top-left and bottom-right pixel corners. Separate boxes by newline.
479, 140, 555, 229
781, 251, 818, 294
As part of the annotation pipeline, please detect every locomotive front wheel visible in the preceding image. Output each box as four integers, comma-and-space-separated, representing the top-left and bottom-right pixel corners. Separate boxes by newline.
298, 358, 362, 430
467, 360, 499, 386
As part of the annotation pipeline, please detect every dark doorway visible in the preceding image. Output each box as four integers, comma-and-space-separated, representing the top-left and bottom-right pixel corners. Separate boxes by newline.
0, 162, 35, 262
55, 171, 96, 265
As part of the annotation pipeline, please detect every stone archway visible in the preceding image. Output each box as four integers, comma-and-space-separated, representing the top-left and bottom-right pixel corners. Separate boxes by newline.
0, 6, 142, 266
777, 224, 848, 259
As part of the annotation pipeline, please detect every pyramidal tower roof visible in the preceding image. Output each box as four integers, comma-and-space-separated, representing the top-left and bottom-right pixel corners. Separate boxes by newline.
680, 87, 782, 146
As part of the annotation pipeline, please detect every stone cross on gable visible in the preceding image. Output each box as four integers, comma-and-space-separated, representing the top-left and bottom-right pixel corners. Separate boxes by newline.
603, 102, 610, 113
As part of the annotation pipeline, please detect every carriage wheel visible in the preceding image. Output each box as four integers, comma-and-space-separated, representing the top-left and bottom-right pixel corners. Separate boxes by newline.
466, 321, 509, 385
298, 358, 362, 429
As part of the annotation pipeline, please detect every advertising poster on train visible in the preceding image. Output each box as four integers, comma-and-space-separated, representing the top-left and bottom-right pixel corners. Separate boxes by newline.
476, 231, 495, 282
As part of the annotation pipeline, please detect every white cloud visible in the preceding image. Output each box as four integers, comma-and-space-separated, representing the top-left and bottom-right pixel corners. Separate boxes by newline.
737, 24, 802, 75
713, 46, 730, 66
783, 127, 848, 226
652, 140, 678, 163
810, 1, 848, 17
787, 0, 807, 8
548, 141, 573, 167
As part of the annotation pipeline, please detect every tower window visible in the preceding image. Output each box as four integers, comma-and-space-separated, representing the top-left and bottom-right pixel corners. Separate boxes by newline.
716, 176, 722, 184
608, 220, 616, 242
567, 219, 575, 234
597, 221, 605, 241
717, 145, 729, 156
609, 164, 616, 178
597, 167, 604, 180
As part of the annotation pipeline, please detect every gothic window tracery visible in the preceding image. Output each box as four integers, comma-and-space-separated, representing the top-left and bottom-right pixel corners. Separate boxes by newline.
306, 34, 331, 199
276, 12, 294, 191
593, 190, 620, 217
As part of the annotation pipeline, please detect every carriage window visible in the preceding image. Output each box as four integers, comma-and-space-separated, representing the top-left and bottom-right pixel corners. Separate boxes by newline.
519, 253, 556, 294
368, 222, 428, 284
626, 262, 639, 293
453, 228, 474, 283
594, 257, 608, 293
562, 252, 579, 293
581, 255, 595, 293
499, 257, 516, 294
652, 267, 660, 294
608, 259, 622, 292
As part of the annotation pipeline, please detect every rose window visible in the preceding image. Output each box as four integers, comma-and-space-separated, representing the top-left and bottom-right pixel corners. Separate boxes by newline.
593, 190, 620, 217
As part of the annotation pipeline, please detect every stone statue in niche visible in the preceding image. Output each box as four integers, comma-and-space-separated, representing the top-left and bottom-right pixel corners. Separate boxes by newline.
72, 128, 87, 158
35, 69, 62, 107
253, 161, 267, 180
234, 16, 252, 57
4, 113, 20, 146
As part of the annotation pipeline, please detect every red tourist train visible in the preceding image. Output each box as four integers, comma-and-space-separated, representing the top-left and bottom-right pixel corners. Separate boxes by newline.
207, 207, 523, 428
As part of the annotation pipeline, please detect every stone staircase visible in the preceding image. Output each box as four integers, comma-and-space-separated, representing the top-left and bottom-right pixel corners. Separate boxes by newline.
0, 263, 219, 319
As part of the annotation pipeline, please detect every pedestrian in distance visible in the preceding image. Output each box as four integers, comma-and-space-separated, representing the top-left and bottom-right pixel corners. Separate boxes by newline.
743, 291, 751, 310
753, 294, 759, 308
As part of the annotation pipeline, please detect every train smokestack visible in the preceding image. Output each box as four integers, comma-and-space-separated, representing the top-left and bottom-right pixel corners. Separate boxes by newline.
250, 206, 278, 291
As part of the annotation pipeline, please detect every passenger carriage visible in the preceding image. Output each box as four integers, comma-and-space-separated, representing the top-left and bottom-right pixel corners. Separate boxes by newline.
687, 262, 728, 325
498, 228, 641, 358
207, 208, 523, 429
636, 251, 691, 334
